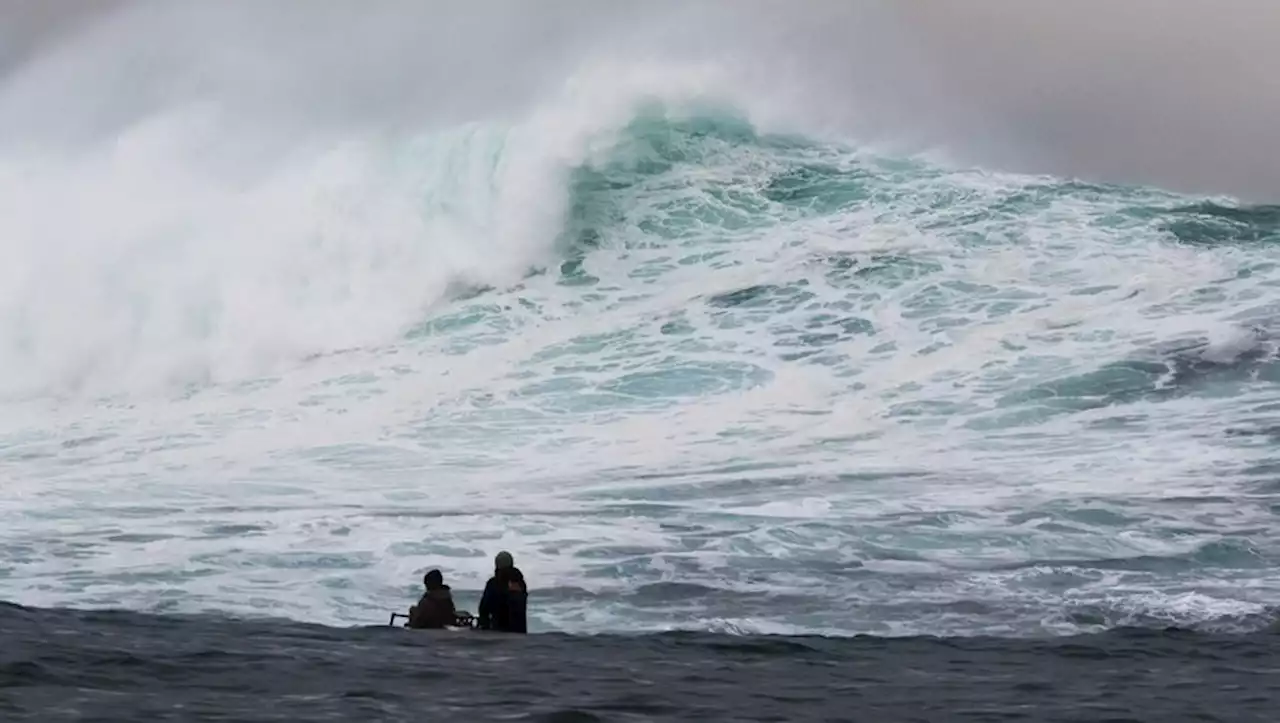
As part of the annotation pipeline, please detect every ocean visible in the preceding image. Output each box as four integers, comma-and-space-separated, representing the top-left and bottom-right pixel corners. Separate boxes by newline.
1, 2, 1278, 721
3, 602, 1278, 722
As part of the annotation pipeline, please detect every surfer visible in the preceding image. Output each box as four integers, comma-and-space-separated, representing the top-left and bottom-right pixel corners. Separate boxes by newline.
477, 550, 528, 634
406, 569, 471, 629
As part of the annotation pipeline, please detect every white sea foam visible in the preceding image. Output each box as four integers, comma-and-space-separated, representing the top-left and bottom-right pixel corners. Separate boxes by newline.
1, 2, 1277, 637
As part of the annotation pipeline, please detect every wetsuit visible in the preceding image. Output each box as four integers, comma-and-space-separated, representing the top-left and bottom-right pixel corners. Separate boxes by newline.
477, 567, 528, 633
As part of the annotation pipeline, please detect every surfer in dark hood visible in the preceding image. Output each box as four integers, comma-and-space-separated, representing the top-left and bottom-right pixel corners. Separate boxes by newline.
478, 550, 528, 634
407, 569, 460, 629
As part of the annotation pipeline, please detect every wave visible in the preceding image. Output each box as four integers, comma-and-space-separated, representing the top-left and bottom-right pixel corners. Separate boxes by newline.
3, 4, 1280, 646
0, 60, 743, 400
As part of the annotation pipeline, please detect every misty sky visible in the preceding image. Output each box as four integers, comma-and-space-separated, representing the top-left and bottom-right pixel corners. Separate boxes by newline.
0, 0, 1276, 201
882, 2, 1280, 202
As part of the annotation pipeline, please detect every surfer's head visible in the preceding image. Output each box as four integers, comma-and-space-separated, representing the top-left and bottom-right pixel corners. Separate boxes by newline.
423, 569, 444, 590
494, 550, 514, 571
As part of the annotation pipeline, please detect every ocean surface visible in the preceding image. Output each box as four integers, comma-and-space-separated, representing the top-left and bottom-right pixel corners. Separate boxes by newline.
2, 3, 1280, 720
3, 601, 1279, 722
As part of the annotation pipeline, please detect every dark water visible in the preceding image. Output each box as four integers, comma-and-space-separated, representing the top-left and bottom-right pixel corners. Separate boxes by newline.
2, 602, 1278, 722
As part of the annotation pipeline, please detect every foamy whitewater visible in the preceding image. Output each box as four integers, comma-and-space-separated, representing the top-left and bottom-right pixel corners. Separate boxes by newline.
1, 2, 1278, 640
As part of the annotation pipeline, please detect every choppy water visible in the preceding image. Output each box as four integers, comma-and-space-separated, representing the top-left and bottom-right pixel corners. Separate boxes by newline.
3, 601, 1278, 722
2, 7, 1280, 719
5, 98, 1279, 638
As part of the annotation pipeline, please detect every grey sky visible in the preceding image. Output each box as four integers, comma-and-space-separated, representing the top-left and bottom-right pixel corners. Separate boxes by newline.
1, 1, 1275, 201
0, 1, 122, 69
879, 2, 1280, 201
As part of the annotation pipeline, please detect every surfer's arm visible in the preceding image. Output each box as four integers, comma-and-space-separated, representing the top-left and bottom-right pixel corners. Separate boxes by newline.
477, 578, 496, 628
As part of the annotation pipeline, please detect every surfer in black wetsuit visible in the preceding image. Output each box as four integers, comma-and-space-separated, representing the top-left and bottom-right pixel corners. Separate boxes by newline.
477, 550, 528, 634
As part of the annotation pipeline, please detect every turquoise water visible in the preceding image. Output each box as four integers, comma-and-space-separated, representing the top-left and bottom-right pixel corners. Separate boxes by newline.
1, 49, 1278, 638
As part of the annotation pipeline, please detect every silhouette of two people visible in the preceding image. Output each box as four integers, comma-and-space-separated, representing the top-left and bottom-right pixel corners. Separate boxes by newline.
406, 550, 527, 633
